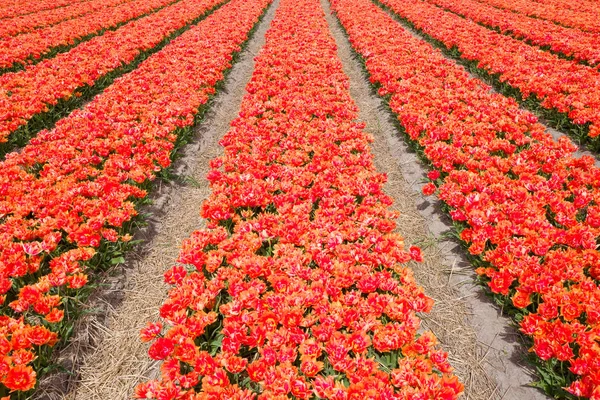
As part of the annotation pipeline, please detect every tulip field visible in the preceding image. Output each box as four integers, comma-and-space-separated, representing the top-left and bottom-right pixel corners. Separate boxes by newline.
0, 0, 599, 398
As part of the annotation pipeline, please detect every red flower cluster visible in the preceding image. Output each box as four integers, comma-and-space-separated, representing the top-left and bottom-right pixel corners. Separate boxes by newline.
0, 0, 86, 20
476, 0, 600, 34
378, 0, 600, 138
424, 0, 600, 67
0, 0, 179, 70
330, 0, 600, 397
137, 0, 463, 398
0, 0, 134, 38
0, 0, 223, 143
0, 0, 269, 393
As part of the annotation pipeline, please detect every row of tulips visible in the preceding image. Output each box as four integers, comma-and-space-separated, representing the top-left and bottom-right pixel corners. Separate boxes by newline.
377, 0, 600, 140
529, 0, 600, 14
136, 0, 463, 398
0, 0, 225, 148
0, 0, 270, 395
332, 0, 600, 397
0, 0, 136, 38
0, 0, 180, 71
424, 0, 600, 68
0, 0, 89, 20
477, 0, 600, 33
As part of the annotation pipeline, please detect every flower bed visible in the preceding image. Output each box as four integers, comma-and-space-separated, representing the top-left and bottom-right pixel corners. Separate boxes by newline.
532, 0, 599, 14
377, 0, 600, 143
424, 0, 600, 68
0, 0, 224, 150
476, 0, 600, 33
0, 0, 136, 38
136, 0, 464, 398
0, 0, 180, 71
0, 0, 90, 20
0, 0, 270, 395
331, 0, 600, 397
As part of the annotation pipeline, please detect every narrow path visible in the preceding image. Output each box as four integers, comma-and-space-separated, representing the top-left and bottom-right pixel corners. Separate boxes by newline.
33, 2, 279, 398
322, 1, 548, 399
543, 123, 600, 167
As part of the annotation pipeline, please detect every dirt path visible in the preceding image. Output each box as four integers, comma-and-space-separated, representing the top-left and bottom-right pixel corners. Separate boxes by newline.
322, 1, 549, 399
543, 123, 600, 167
32, 2, 281, 398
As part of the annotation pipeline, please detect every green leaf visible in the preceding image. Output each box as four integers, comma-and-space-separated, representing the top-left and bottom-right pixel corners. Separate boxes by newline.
110, 256, 126, 265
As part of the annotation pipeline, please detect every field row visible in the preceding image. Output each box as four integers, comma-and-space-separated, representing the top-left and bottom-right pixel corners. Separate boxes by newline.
136, 0, 462, 397
0, 0, 90, 20
0, 0, 179, 71
477, 0, 600, 33
379, 0, 600, 142
4, 0, 599, 151
425, 0, 600, 68
332, 0, 600, 397
0, 0, 135, 38
0, 0, 269, 394
0, 0, 224, 148
4, 0, 599, 161
532, 0, 600, 14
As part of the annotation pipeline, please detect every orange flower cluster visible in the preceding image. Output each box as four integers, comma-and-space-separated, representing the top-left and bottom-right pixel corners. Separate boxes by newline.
531, 0, 599, 14
0, 0, 269, 393
0, 317, 57, 392
0, 0, 87, 20
424, 0, 600, 67
0, 0, 179, 70
0, 0, 224, 143
330, 0, 600, 397
136, 0, 464, 398
476, 0, 600, 33
379, 0, 600, 138
0, 0, 134, 38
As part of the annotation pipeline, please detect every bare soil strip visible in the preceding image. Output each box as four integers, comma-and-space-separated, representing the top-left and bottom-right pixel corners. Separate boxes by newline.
543, 123, 600, 167
322, 1, 549, 399
32, 2, 280, 398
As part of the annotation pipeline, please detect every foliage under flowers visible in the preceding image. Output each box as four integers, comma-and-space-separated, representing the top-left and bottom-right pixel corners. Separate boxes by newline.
0, 0, 224, 148
331, 0, 600, 397
0, 0, 179, 71
377, 0, 600, 141
0, 0, 269, 395
136, 0, 464, 398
